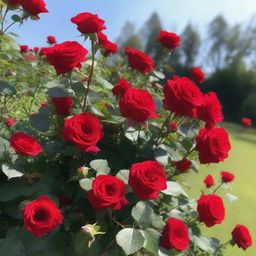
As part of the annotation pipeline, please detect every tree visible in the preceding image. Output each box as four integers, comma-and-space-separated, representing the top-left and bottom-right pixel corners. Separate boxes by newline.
116, 21, 142, 51
180, 24, 200, 70
142, 12, 163, 58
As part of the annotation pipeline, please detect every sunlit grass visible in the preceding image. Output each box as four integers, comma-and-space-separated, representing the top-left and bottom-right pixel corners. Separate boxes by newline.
185, 122, 256, 256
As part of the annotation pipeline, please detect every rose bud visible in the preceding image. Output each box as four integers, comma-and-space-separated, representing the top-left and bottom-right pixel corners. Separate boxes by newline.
191, 67, 205, 83
204, 174, 214, 188
221, 171, 235, 183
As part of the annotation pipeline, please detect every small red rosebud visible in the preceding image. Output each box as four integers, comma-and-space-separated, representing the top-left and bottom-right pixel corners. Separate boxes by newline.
5, 118, 16, 127
47, 36, 57, 45
221, 171, 235, 183
169, 121, 178, 132
241, 118, 251, 127
204, 174, 214, 188
174, 159, 192, 172
40, 102, 48, 107
191, 67, 205, 83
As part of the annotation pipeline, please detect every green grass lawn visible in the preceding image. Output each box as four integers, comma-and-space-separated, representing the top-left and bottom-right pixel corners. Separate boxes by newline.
185, 122, 256, 256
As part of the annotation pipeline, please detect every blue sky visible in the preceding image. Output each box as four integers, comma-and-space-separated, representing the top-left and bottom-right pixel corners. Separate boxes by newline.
9, 0, 256, 47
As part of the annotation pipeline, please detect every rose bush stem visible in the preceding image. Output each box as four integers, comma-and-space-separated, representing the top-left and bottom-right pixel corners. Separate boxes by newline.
214, 240, 231, 255
68, 74, 83, 111
212, 182, 224, 194
3, 20, 17, 34
155, 112, 172, 146
0, 7, 9, 34
82, 39, 95, 111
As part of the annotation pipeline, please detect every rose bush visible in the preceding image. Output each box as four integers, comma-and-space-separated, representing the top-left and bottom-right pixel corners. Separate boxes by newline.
0, 3, 252, 256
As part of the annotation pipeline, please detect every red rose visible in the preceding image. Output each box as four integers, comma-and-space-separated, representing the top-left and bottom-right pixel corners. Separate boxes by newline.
241, 118, 251, 127
119, 88, 159, 123
62, 113, 103, 153
24, 56, 36, 61
5, 118, 16, 127
33, 47, 39, 53
97, 32, 118, 57
71, 12, 106, 34
157, 31, 181, 50
163, 76, 203, 118
87, 175, 127, 210
52, 97, 73, 115
195, 127, 231, 164
191, 67, 205, 83
160, 218, 189, 251
196, 92, 224, 128
174, 159, 192, 172
44, 41, 88, 75
40, 102, 48, 106
20, 45, 29, 53
128, 161, 167, 200
102, 41, 118, 56
204, 174, 214, 188
197, 194, 225, 227
8, 0, 21, 5
10, 132, 43, 156
221, 171, 234, 183
169, 121, 178, 132
39, 47, 48, 56
231, 225, 252, 250
21, 0, 48, 18
22, 195, 63, 236
112, 78, 132, 97
47, 35, 57, 45
125, 47, 154, 74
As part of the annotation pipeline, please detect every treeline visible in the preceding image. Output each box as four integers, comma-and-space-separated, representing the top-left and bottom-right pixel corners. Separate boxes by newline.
116, 13, 256, 123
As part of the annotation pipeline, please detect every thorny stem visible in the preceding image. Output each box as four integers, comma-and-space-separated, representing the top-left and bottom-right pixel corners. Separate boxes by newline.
212, 182, 224, 195
68, 74, 83, 111
214, 240, 231, 255
155, 112, 172, 146
1, 6, 9, 34
82, 39, 95, 111
3, 20, 17, 34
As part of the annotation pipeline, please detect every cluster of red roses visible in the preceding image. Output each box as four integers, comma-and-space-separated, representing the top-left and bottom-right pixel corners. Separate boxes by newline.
8, 0, 48, 18
3, 2, 253, 253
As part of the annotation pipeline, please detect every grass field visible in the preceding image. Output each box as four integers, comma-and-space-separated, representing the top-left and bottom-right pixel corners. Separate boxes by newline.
185, 122, 256, 256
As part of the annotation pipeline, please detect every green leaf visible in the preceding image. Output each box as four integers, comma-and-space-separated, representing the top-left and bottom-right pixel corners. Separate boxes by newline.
0, 228, 25, 256
79, 178, 93, 191
142, 228, 161, 255
162, 181, 188, 197
158, 248, 177, 256
73, 231, 101, 256
192, 235, 214, 252
71, 82, 86, 95
11, 14, 21, 22
0, 136, 11, 154
152, 70, 165, 79
1, 163, 24, 180
225, 193, 238, 202
116, 228, 145, 255
30, 114, 51, 132
116, 169, 129, 184
48, 87, 69, 97
96, 77, 113, 89
39, 106, 50, 116
152, 214, 165, 229
154, 146, 168, 166
131, 201, 155, 228
89, 159, 110, 175
0, 80, 16, 95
